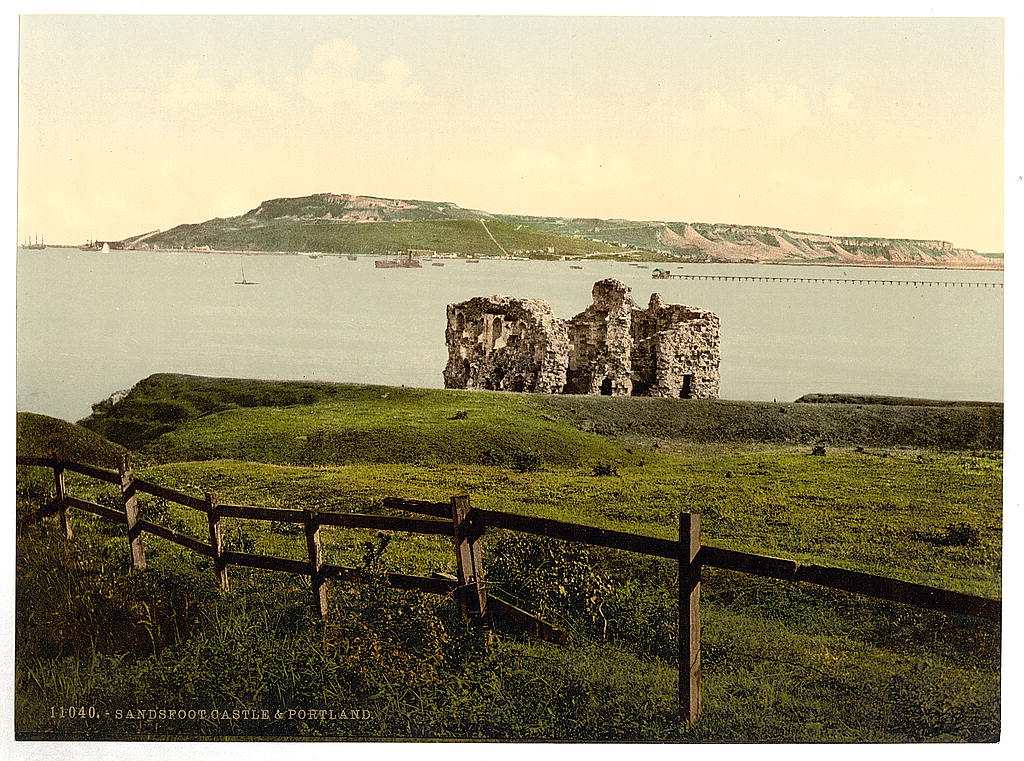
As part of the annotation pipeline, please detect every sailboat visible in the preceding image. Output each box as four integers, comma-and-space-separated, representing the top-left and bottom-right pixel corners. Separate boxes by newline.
24, 234, 45, 250
234, 260, 258, 285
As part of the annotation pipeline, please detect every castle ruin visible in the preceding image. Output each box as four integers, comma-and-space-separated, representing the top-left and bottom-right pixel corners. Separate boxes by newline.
443, 279, 720, 398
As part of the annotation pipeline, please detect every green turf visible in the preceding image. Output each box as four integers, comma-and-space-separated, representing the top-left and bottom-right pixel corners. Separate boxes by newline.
16, 411, 127, 467
81, 374, 1003, 458
14, 376, 1002, 741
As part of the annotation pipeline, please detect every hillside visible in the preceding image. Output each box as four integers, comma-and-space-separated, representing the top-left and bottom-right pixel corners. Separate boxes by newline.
131, 193, 620, 258
504, 215, 992, 266
123, 192, 995, 266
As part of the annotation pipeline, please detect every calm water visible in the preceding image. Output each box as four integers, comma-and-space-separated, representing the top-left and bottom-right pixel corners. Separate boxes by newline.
16, 247, 1003, 422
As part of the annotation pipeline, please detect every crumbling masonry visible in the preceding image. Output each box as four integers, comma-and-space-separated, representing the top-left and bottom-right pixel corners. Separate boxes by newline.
443, 279, 720, 398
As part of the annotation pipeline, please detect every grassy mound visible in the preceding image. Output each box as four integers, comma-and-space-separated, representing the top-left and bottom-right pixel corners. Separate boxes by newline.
795, 393, 1002, 408
16, 411, 126, 467
79, 375, 1002, 466
80, 374, 630, 469
78, 374, 334, 450
544, 395, 1003, 451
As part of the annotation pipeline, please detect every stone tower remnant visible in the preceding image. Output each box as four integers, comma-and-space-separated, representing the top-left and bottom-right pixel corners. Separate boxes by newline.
443, 295, 571, 394
443, 279, 720, 398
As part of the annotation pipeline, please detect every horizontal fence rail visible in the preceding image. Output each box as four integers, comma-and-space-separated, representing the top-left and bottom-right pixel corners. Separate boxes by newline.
133, 477, 209, 511
64, 460, 121, 485
16, 455, 1001, 621
473, 507, 679, 558
16, 453, 1002, 724
381, 497, 450, 519
66, 494, 123, 523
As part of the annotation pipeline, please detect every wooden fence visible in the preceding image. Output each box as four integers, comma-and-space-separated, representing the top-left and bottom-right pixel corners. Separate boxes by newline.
16, 453, 1001, 725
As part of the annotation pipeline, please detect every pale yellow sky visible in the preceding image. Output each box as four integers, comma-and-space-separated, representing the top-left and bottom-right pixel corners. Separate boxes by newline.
18, 15, 1005, 251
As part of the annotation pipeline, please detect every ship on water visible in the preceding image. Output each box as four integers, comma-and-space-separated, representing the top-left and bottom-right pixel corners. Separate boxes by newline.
374, 251, 422, 269
23, 234, 45, 250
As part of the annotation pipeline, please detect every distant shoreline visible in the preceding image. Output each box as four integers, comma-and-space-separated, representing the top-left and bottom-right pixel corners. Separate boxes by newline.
31, 244, 1004, 272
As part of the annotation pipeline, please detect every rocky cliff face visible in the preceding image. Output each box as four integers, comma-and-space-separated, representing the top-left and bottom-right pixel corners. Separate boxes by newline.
640, 222, 989, 266
444, 280, 721, 399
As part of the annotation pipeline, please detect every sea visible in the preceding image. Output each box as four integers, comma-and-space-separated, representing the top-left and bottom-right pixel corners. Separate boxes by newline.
16, 247, 1004, 423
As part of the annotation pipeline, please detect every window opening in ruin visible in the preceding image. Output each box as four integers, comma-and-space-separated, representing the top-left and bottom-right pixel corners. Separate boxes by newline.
493, 316, 503, 337
600, 378, 613, 396
680, 375, 693, 399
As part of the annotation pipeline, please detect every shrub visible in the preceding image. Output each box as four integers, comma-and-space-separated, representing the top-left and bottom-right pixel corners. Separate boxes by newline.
511, 449, 542, 473
941, 522, 980, 547
592, 462, 619, 477
486, 534, 612, 637
482, 447, 543, 472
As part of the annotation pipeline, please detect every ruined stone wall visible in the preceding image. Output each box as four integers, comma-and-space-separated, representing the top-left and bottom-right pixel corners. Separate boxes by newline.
630, 293, 721, 398
443, 280, 720, 399
443, 296, 570, 394
566, 279, 635, 396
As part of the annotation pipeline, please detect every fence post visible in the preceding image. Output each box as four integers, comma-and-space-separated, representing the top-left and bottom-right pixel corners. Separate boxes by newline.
678, 512, 701, 724
51, 451, 72, 540
205, 492, 229, 592
118, 454, 146, 570
304, 507, 328, 618
450, 495, 487, 620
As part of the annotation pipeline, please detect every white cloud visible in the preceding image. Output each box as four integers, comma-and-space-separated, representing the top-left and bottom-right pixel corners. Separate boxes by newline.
289, 39, 422, 115
825, 87, 857, 120
695, 86, 938, 151
165, 60, 225, 108
104, 40, 421, 118
699, 90, 749, 130
744, 84, 815, 139
699, 85, 816, 138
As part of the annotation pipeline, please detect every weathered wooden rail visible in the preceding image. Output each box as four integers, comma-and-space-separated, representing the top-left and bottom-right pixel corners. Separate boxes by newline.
651, 272, 1003, 288
16, 454, 1001, 724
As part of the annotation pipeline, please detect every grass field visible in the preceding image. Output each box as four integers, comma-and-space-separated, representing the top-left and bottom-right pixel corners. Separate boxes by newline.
14, 375, 1002, 741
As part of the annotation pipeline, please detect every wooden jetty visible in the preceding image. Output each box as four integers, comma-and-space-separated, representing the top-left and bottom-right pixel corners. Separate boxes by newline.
651, 272, 1002, 288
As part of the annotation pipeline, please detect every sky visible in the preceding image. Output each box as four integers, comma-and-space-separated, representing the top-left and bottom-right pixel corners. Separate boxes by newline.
17, 14, 1005, 251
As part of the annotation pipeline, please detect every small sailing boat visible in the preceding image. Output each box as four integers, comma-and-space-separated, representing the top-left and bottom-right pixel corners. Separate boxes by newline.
235, 260, 258, 285
24, 234, 45, 250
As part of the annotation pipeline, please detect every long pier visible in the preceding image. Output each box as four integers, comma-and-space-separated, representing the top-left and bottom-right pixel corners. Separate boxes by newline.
653, 273, 1002, 288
